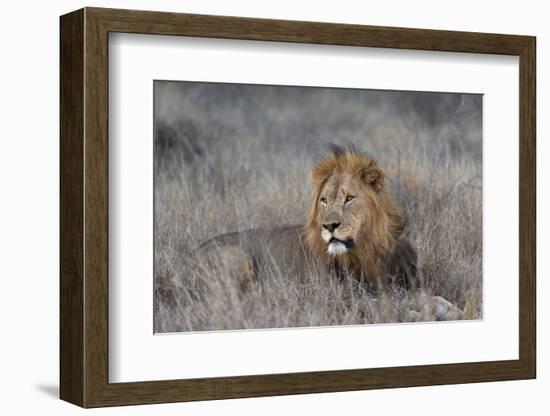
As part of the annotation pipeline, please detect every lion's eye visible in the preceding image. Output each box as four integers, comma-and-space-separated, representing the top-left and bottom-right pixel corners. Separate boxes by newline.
320, 197, 327, 205
345, 195, 355, 204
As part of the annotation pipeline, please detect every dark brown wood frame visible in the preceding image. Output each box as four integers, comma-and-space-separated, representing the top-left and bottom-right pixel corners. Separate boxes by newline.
60, 7, 536, 408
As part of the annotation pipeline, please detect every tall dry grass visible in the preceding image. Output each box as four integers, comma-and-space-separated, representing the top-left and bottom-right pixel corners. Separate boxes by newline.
153, 81, 482, 333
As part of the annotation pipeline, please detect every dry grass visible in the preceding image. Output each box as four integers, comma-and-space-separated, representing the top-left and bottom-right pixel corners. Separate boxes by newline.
153, 81, 482, 333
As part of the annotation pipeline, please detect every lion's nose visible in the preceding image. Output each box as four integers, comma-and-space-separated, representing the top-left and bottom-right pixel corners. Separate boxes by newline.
322, 222, 341, 233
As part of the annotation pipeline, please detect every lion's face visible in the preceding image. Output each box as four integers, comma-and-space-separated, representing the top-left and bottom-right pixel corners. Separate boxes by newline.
316, 164, 385, 256
317, 172, 373, 256
305, 146, 403, 276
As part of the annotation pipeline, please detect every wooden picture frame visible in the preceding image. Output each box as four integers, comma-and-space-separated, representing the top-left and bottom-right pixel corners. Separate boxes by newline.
60, 7, 536, 408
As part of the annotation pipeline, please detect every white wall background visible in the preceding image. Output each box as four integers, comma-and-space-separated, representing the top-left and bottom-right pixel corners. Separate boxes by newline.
0, 0, 545, 414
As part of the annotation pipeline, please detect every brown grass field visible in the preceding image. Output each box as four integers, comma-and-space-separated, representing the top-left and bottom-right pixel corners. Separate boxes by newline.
153, 81, 482, 333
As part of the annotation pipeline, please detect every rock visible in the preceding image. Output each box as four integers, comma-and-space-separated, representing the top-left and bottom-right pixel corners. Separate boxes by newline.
431, 296, 464, 321
407, 290, 464, 322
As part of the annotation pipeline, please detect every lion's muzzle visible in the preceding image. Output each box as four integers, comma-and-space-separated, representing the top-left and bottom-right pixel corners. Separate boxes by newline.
322, 226, 353, 256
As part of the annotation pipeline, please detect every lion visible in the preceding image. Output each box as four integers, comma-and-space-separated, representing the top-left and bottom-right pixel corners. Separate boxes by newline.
193, 145, 464, 321
193, 145, 462, 320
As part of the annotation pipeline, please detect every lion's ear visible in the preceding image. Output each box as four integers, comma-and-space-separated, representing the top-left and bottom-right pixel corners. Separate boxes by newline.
361, 166, 384, 191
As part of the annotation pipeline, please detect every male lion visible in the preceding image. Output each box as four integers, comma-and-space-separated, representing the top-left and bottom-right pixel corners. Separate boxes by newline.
304, 144, 418, 291
194, 145, 462, 320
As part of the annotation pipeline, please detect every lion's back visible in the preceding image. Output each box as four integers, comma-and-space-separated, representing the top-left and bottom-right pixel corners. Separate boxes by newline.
198, 225, 310, 278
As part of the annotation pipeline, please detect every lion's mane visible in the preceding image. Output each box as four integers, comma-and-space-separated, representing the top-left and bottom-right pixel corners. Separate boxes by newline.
304, 145, 411, 287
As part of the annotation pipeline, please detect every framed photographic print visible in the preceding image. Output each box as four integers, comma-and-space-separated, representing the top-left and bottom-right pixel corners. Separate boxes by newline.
60, 7, 536, 408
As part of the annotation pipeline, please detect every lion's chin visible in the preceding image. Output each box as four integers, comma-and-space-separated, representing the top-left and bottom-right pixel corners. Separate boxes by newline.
327, 241, 348, 256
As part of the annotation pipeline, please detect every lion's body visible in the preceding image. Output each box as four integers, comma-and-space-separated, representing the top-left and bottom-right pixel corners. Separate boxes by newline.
198, 224, 419, 292
194, 146, 420, 292
198, 225, 308, 279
